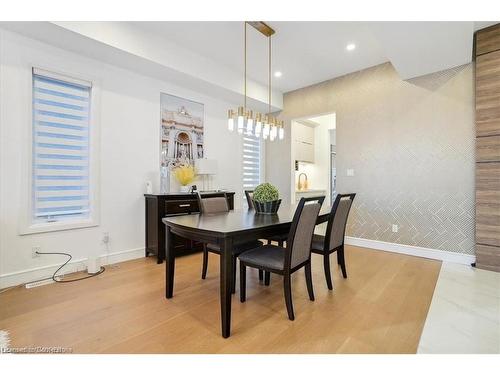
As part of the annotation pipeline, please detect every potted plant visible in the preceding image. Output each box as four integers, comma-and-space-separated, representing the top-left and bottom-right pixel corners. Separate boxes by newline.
252, 182, 281, 214
173, 165, 196, 192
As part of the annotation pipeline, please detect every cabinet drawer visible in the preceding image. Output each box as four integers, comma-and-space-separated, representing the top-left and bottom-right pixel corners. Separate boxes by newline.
476, 50, 500, 136
476, 244, 500, 272
476, 24, 500, 56
477, 135, 500, 162
476, 162, 500, 247
165, 199, 199, 215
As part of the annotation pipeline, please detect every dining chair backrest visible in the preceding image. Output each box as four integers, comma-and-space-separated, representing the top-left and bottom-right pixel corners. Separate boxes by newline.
197, 192, 229, 214
324, 193, 356, 251
244, 190, 255, 209
286, 196, 325, 269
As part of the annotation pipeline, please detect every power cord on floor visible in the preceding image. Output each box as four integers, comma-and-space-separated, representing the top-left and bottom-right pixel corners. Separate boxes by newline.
36, 251, 105, 283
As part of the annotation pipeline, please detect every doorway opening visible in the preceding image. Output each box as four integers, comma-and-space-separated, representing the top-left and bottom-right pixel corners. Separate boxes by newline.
290, 112, 336, 206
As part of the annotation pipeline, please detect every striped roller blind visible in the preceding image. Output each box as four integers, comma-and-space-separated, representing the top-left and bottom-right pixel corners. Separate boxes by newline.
242, 135, 261, 193
32, 68, 91, 223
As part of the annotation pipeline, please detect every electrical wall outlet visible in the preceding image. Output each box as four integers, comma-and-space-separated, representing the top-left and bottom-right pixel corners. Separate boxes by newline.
392, 224, 399, 233
32, 246, 41, 258
346, 169, 355, 177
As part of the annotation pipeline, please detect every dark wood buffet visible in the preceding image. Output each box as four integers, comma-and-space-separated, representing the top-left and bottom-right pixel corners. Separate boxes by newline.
144, 192, 235, 263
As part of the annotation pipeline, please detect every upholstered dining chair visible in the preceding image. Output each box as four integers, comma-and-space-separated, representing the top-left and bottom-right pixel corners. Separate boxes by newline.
311, 193, 355, 290
238, 196, 325, 321
197, 192, 263, 293
244, 190, 288, 285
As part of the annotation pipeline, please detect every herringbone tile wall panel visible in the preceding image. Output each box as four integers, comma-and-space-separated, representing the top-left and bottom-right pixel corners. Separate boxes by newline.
283, 63, 475, 255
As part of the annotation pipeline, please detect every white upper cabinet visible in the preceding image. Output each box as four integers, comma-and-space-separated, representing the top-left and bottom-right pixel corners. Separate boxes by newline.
295, 123, 314, 144
293, 123, 315, 163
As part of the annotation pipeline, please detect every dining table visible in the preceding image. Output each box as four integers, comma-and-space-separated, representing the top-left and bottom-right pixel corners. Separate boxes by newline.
162, 203, 331, 338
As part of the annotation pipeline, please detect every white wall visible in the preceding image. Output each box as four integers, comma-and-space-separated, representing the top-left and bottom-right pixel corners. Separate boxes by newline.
0, 30, 250, 287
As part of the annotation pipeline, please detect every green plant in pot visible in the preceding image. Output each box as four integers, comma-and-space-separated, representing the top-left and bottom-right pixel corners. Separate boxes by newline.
252, 183, 281, 214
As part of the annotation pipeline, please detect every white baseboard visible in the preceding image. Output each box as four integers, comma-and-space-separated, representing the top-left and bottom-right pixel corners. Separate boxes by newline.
0, 247, 145, 289
1, 238, 475, 289
345, 236, 476, 265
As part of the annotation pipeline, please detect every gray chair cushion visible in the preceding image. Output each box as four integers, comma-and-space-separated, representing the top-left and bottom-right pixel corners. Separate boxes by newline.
329, 198, 352, 250
199, 196, 229, 214
290, 202, 321, 268
238, 244, 285, 271
207, 240, 264, 255
311, 234, 326, 252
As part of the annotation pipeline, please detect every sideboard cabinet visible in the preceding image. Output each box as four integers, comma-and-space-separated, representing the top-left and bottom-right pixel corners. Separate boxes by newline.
144, 192, 235, 263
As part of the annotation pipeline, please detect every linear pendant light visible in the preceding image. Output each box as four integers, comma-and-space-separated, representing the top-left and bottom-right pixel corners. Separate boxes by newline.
227, 21, 284, 141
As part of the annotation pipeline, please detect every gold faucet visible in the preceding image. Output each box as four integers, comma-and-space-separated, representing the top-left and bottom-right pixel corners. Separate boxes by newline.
298, 173, 308, 191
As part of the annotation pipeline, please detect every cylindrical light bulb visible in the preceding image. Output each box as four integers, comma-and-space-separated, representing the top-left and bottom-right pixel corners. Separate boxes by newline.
237, 115, 244, 134
263, 123, 270, 139
254, 120, 262, 137
246, 117, 254, 135
269, 125, 276, 141
278, 126, 284, 140
270, 125, 278, 139
228, 117, 234, 132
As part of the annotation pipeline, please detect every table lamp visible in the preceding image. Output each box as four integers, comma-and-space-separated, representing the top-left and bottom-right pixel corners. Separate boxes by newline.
196, 159, 218, 191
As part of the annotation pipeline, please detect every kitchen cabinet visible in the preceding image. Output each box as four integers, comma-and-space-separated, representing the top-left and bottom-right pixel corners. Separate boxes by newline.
295, 140, 314, 163
294, 123, 315, 163
475, 24, 500, 272
295, 122, 314, 144
295, 189, 326, 203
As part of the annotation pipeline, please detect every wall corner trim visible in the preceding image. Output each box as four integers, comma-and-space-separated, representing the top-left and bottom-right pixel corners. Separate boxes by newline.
345, 236, 476, 265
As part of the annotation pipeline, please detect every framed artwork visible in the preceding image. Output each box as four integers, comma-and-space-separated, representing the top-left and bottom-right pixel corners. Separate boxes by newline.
160, 93, 204, 169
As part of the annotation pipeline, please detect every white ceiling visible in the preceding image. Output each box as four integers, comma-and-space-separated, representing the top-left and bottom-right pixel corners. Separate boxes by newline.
132, 21, 496, 92
1, 21, 496, 110
132, 22, 388, 93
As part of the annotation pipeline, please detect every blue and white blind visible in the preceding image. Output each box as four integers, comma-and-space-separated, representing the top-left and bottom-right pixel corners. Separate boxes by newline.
242, 135, 261, 192
32, 68, 91, 222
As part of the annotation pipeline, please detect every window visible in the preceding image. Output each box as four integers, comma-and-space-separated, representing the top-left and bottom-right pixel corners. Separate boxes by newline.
32, 68, 92, 224
242, 135, 261, 199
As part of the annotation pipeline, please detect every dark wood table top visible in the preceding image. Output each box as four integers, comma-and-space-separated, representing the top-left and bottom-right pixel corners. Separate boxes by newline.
162, 204, 331, 236
162, 202, 331, 338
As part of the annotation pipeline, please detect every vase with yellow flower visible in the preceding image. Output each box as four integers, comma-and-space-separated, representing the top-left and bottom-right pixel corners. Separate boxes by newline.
173, 165, 196, 192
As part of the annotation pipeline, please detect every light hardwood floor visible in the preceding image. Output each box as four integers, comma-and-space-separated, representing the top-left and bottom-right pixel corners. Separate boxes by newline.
0, 245, 441, 353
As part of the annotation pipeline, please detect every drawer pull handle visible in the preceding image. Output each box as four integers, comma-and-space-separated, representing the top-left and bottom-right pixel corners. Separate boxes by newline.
178, 204, 191, 207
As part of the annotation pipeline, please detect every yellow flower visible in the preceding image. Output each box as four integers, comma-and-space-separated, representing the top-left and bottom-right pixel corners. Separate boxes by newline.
173, 165, 196, 186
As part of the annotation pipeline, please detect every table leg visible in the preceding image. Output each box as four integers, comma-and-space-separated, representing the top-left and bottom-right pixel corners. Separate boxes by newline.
165, 225, 175, 299
220, 236, 233, 338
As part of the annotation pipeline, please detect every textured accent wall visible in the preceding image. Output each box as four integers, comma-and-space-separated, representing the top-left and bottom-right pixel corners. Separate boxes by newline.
279, 62, 475, 255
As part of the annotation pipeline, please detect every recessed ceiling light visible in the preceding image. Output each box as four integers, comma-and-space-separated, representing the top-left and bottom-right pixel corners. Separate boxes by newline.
274, 71, 282, 78
346, 43, 356, 51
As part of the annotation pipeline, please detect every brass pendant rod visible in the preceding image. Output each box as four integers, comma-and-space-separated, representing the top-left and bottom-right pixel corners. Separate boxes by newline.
268, 33, 272, 116
244, 22, 247, 111
247, 21, 275, 37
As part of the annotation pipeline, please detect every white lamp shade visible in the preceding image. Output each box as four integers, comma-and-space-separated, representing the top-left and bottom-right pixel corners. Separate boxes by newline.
195, 158, 218, 175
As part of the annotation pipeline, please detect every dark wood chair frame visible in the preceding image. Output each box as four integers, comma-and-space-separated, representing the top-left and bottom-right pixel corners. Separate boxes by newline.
244, 190, 288, 285
312, 193, 356, 290
239, 196, 326, 321
197, 192, 238, 293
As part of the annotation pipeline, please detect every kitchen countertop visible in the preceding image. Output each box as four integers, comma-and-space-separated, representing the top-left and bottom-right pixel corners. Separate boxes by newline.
295, 189, 326, 193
